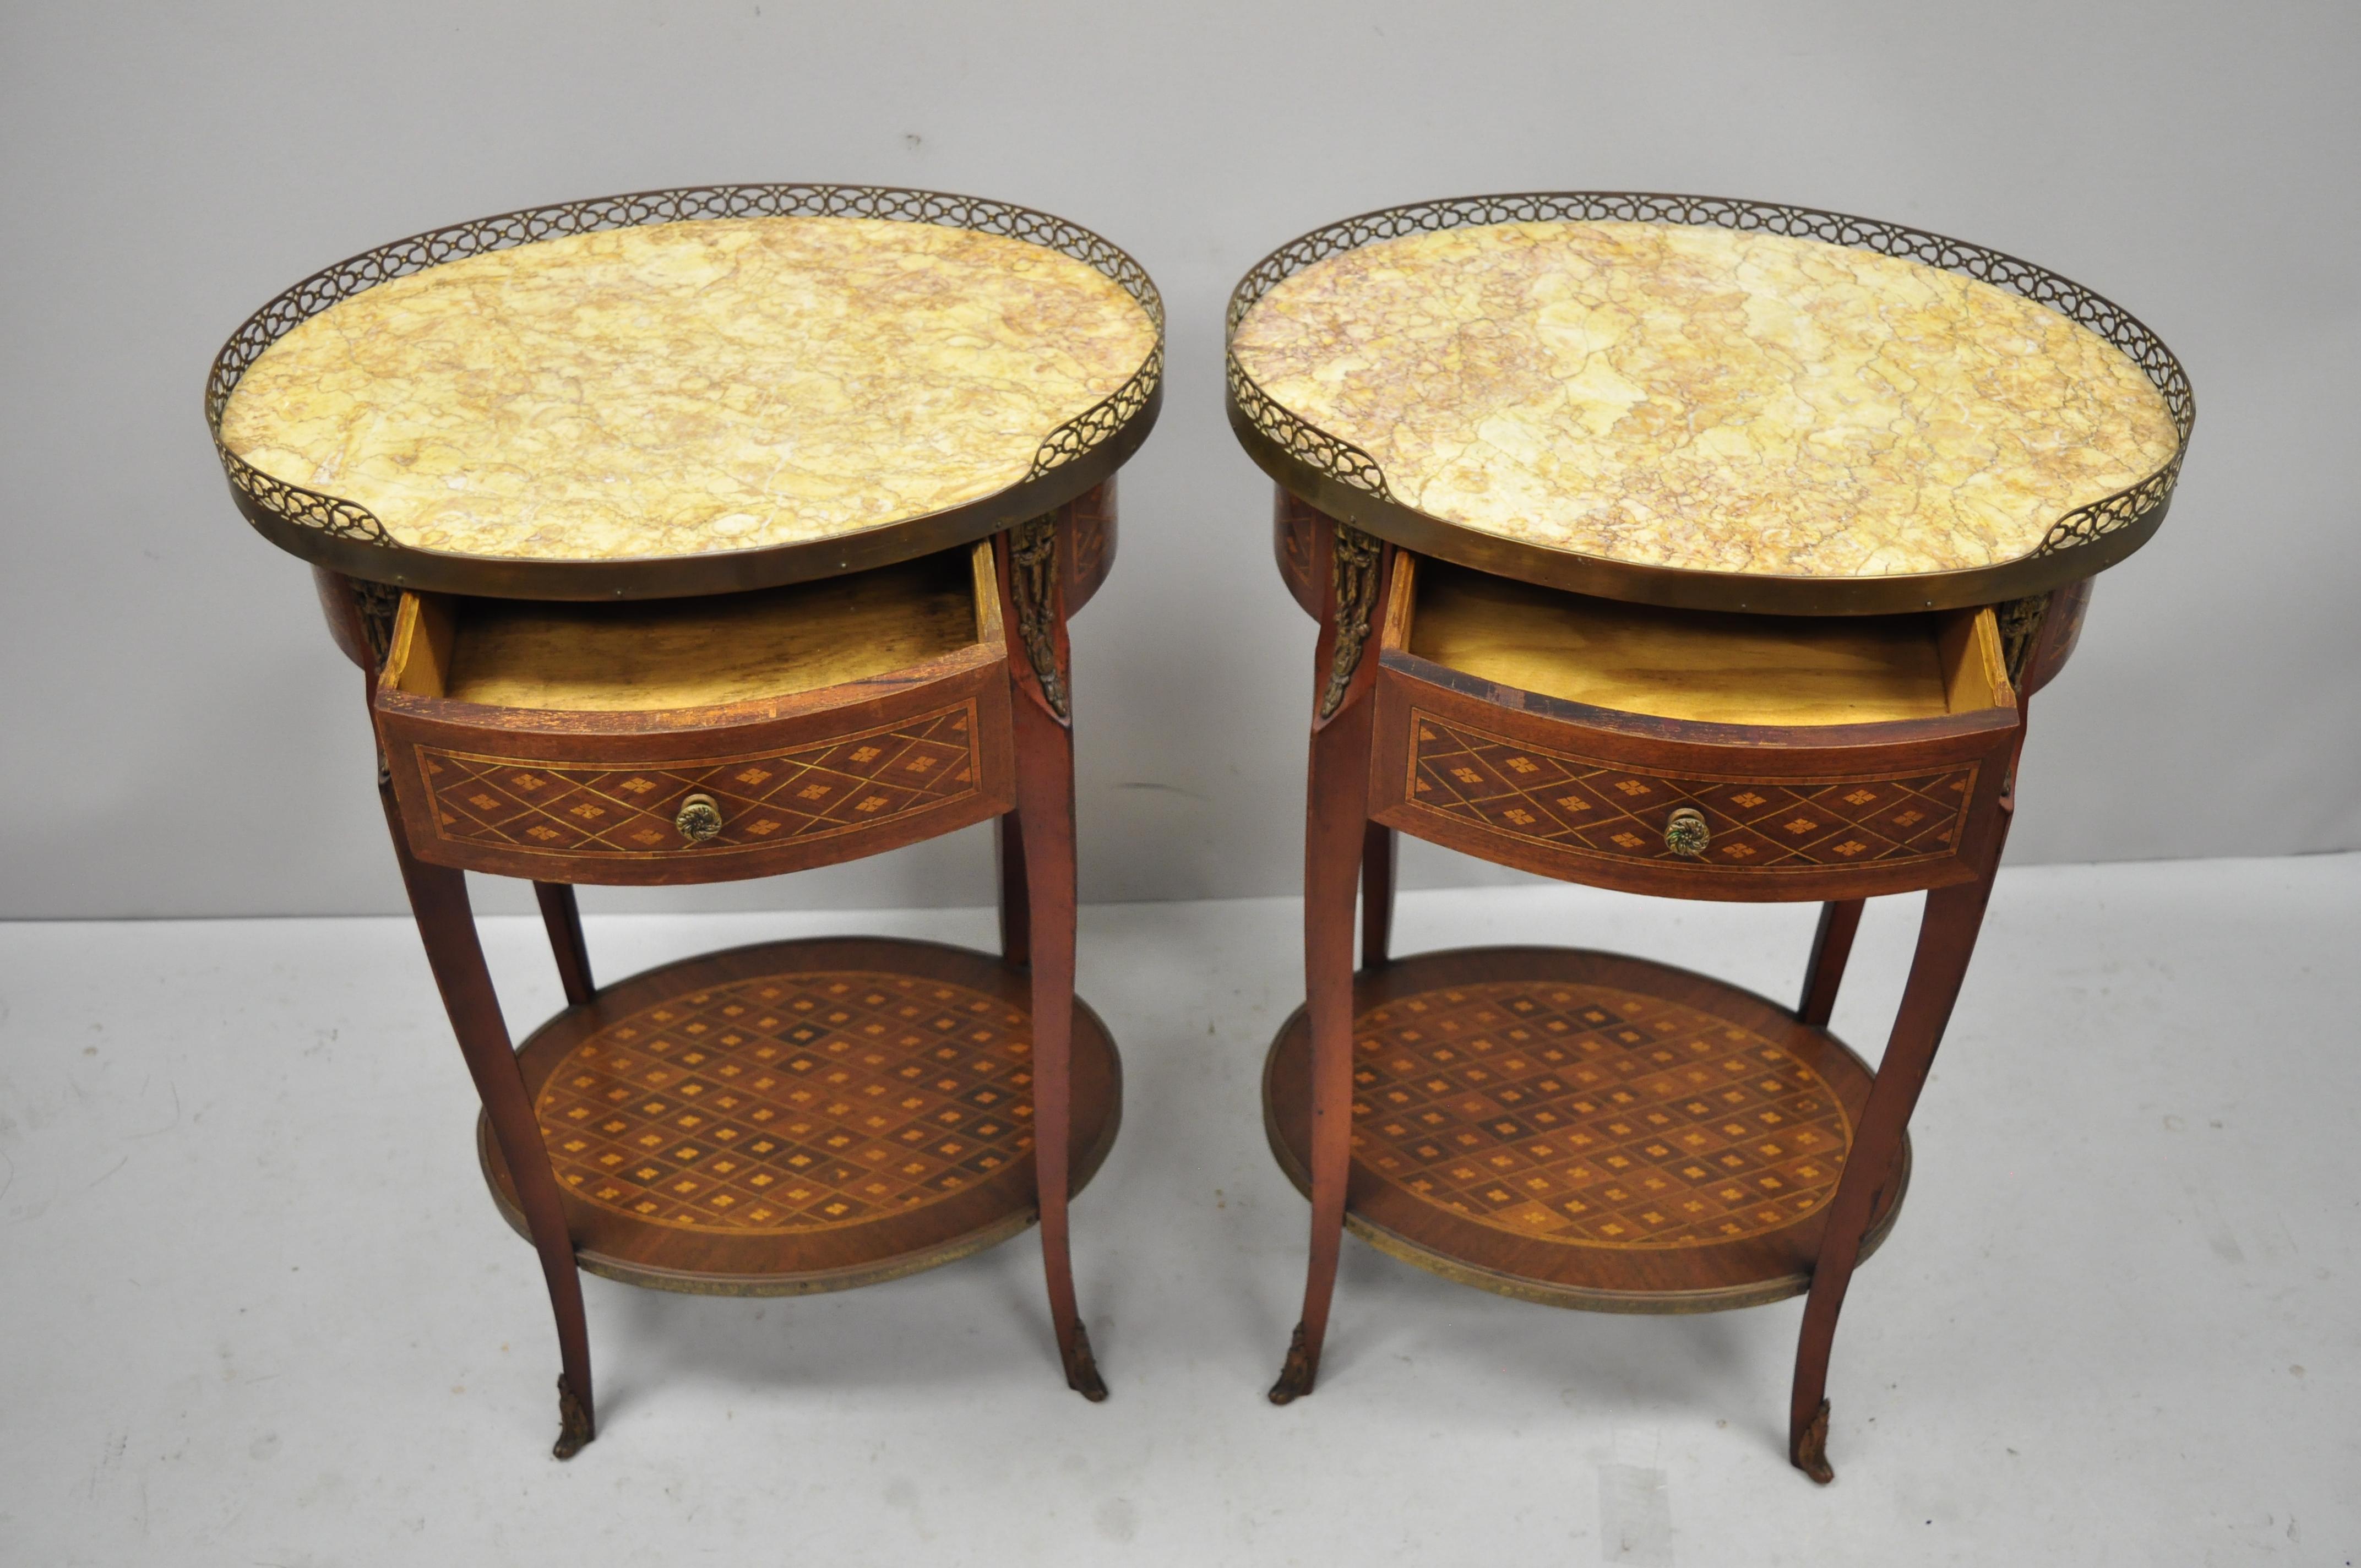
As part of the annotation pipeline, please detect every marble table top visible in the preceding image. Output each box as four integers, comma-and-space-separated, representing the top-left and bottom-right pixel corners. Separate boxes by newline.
221, 216, 1158, 563
1230, 221, 2179, 581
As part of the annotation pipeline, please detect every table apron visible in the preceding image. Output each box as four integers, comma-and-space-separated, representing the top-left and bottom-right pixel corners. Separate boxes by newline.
376, 662, 1015, 885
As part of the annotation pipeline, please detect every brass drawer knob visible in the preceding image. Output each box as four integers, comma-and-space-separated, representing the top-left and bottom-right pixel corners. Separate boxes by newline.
675, 793, 724, 843
1664, 807, 1710, 858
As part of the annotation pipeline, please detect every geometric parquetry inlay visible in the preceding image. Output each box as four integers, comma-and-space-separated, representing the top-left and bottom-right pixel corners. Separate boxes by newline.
1351, 982, 1852, 1248
536, 970, 1033, 1234
420, 700, 981, 859
1404, 709, 1976, 873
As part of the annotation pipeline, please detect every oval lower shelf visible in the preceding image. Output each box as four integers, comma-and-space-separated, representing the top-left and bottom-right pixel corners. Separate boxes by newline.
1263, 945, 1905, 1314
481, 937, 1121, 1297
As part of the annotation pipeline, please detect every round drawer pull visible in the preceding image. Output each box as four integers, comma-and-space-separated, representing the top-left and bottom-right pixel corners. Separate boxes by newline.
674, 793, 724, 843
1664, 807, 1710, 858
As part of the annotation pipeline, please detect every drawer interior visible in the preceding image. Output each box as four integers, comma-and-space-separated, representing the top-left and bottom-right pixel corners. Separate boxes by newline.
1403, 559, 2011, 726
383, 543, 997, 712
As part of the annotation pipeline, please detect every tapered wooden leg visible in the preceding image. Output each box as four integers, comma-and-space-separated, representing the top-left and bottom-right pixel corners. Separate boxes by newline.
1271, 677, 1382, 1404
996, 812, 1031, 970
1361, 823, 1396, 970
1797, 899, 1864, 1026
383, 791, 595, 1458
1010, 696, 1102, 1399
1788, 874, 1995, 1482
533, 882, 595, 1007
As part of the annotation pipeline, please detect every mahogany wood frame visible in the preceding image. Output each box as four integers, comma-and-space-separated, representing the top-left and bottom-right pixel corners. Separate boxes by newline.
312, 483, 1120, 1457
1267, 486, 2091, 1484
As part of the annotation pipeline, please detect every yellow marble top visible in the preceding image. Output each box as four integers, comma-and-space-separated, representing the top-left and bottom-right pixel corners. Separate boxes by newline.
221, 217, 1158, 561
1230, 221, 2179, 578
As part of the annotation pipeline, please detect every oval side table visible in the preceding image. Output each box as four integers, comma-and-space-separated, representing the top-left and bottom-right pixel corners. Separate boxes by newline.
208, 185, 1163, 1457
1226, 193, 2189, 1482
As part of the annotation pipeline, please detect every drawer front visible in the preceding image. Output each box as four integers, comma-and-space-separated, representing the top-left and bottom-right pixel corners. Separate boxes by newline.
381, 667, 1013, 884
1371, 674, 2012, 902
423, 700, 984, 857
1405, 705, 1975, 867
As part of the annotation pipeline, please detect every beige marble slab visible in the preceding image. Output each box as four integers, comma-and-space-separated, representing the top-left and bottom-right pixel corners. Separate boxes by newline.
1231, 221, 2178, 578
221, 217, 1157, 561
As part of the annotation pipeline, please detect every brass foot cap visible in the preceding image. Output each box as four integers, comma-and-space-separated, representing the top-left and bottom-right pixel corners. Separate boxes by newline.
1791, 1398, 1834, 1485
1268, 1322, 1318, 1406
1065, 1322, 1108, 1403
553, 1374, 596, 1462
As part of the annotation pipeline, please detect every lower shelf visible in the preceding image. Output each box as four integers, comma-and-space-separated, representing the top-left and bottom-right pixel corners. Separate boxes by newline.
482, 937, 1122, 1297
1264, 946, 1906, 1314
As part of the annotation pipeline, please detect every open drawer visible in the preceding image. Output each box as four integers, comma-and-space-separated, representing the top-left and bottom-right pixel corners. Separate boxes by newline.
1369, 557, 2021, 901
374, 543, 1014, 884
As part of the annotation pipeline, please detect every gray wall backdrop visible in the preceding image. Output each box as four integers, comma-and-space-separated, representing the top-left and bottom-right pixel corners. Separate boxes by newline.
3, 1, 2355, 919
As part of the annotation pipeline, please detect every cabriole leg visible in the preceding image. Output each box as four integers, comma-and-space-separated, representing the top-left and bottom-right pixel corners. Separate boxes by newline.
533, 882, 595, 1007
1361, 823, 1396, 969
1269, 694, 1377, 1403
1010, 692, 1103, 1398
997, 812, 1031, 970
1788, 874, 1994, 1482
997, 507, 1103, 1399
1797, 899, 1864, 1026
384, 793, 595, 1458
1272, 521, 1388, 1404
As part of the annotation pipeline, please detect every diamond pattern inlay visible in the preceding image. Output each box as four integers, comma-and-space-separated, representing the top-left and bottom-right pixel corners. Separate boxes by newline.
536, 970, 1035, 1234
1403, 709, 1974, 873
1351, 982, 1851, 1247
421, 701, 981, 859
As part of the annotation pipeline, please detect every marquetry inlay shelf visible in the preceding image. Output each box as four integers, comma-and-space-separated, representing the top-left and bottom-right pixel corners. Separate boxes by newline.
483, 939, 1122, 1296
1264, 948, 1902, 1313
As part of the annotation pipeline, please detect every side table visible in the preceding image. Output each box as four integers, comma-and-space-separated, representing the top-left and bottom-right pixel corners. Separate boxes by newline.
1226, 195, 2190, 1481
208, 186, 1163, 1456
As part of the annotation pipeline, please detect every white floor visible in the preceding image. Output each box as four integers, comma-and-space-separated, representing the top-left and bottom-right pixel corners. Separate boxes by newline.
2, 856, 2355, 1566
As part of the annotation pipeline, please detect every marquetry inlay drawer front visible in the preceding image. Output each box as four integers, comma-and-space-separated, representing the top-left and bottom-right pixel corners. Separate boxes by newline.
1375, 700, 2000, 901
421, 699, 983, 853
383, 679, 1013, 884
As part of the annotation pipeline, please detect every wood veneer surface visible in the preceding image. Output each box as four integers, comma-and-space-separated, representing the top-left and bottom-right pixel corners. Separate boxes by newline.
1410, 563, 1967, 726
443, 553, 976, 712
